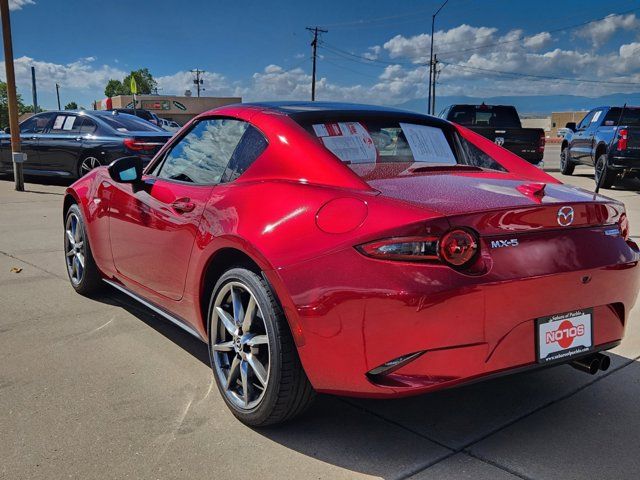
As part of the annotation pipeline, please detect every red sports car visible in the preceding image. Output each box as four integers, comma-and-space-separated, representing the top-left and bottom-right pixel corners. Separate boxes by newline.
63, 102, 640, 426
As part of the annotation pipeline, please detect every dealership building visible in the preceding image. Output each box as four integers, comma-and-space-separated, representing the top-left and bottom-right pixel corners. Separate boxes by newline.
97, 94, 242, 125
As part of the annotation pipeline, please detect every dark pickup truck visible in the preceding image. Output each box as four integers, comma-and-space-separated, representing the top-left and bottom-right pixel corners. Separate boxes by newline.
439, 104, 545, 165
560, 106, 640, 188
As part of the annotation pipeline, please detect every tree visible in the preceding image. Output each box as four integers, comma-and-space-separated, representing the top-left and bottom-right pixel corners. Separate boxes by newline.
104, 79, 125, 97
0, 80, 26, 128
64, 101, 78, 110
104, 68, 157, 97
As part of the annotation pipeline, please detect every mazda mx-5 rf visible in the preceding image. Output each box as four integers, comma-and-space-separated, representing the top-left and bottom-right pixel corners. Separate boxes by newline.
63, 102, 640, 426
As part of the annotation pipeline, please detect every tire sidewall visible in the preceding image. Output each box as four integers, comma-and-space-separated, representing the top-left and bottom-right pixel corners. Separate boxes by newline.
207, 268, 283, 425
560, 148, 574, 175
64, 204, 91, 291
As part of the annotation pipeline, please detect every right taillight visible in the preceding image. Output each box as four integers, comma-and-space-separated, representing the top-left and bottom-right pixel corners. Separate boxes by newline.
617, 128, 628, 151
439, 229, 479, 267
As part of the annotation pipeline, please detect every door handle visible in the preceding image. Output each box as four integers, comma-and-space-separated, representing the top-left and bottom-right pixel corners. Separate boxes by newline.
75, 137, 82, 141
171, 198, 195, 213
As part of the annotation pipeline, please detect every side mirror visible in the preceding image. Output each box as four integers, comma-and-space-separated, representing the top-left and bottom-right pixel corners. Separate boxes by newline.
565, 122, 577, 132
108, 156, 143, 184
3, 127, 10, 134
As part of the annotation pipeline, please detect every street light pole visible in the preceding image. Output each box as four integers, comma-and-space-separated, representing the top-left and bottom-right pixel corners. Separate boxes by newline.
427, 0, 448, 115
0, 0, 24, 191
55, 83, 61, 110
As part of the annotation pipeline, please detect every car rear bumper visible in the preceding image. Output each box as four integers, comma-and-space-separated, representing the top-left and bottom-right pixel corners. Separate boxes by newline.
609, 154, 640, 170
269, 243, 640, 398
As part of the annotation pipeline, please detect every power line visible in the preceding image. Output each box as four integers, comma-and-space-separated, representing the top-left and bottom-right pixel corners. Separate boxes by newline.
190, 69, 205, 97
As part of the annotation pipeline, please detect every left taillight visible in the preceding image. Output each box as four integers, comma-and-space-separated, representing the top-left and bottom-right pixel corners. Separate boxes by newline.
124, 138, 161, 152
538, 133, 546, 153
619, 213, 630, 240
357, 228, 479, 268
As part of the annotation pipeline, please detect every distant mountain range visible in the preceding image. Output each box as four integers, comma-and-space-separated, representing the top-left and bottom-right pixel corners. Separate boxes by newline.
396, 93, 640, 116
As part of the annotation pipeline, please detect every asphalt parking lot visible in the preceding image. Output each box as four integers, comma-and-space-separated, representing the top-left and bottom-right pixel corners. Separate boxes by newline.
2, 144, 640, 480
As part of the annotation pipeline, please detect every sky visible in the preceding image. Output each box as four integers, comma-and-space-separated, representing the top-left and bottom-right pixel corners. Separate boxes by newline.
2, 0, 640, 110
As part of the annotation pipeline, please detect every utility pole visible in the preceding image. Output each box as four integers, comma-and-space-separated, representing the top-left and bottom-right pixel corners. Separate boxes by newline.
427, 0, 448, 115
306, 26, 327, 101
190, 69, 204, 97
1, 0, 24, 191
30, 66, 38, 114
55, 83, 61, 110
431, 55, 439, 115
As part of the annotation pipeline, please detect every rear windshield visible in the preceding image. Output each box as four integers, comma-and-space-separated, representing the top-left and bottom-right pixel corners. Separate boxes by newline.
295, 117, 505, 173
114, 109, 154, 121
98, 113, 163, 132
448, 105, 521, 128
603, 108, 640, 126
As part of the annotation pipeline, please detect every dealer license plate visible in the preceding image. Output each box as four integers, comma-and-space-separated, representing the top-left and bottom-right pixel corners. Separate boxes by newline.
536, 309, 593, 364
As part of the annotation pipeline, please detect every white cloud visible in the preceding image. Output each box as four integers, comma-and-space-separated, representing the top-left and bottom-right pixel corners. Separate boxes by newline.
156, 70, 239, 97
363, 46, 381, 61
523, 32, 552, 50
576, 13, 639, 47
9, 0, 34, 10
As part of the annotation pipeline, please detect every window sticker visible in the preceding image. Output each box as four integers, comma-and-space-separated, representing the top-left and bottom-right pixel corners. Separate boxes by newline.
591, 111, 602, 124
53, 115, 66, 130
313, 122, 377, 163
62, 116, 76, 130
399, 123, 456, 164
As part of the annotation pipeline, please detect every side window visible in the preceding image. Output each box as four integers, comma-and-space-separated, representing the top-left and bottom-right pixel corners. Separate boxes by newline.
20, 113, 54, 134
589, 109, 603, 127
222, 125, 268, 182
157, 118, 248, 184
50, 115, 82, 134
577, 111, 595, 130
79, 118, 98, 135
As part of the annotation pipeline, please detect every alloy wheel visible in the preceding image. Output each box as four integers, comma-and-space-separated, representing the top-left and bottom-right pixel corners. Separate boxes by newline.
595, 157, 605, 185
64, 212, 85, 285
560, 150, 567, 169
211, 281, 271, 410
80, 156, 101, 176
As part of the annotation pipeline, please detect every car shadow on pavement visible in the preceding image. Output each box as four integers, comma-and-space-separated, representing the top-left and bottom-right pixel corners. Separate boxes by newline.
91, 287, 211, 366
92, 282, 640, 479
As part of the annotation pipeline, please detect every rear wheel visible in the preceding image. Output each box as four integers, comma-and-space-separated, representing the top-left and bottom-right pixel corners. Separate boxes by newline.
560, 147, 574, 175
77, 155, 102, 178
595, 154, 616, 189
208, 268, 315, 426
64, 204, 102, 294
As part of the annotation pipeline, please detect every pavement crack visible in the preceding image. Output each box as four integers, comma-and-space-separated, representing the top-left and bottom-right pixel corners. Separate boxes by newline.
0, 249, 65, 280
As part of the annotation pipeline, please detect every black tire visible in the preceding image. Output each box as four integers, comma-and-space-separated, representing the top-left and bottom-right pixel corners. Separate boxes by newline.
77, 155, 103, 178
64, 204, 103, 295
560, 147, 575, 175
207, 267, 315, 426
595, 154, 616, 189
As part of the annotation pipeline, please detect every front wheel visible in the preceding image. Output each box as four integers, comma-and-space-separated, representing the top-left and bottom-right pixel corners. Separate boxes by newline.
208, 268, 315, 426
64, 204, 102, 294
595, 154, 617, 189
560, 147, 575, 175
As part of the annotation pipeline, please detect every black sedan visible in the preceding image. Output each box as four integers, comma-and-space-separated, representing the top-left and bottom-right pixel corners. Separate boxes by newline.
0, 110, 173, 179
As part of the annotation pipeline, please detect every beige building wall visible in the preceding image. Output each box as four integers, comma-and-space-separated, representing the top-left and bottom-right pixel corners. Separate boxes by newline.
550, 111, 589, 137
522, 117, 551, 134
101, 95, 242, 125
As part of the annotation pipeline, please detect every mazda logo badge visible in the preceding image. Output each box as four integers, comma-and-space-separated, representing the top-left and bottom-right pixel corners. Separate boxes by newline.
557, 206, 574, 226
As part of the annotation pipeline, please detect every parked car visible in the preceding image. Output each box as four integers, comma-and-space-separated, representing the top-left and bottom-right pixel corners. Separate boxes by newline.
110, 108, 161, 127
0, 110, 172, 179
63, 102, 639, 426
159, 118, 181, 133
560, 106, 640, 188
439, 103, 545, 165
